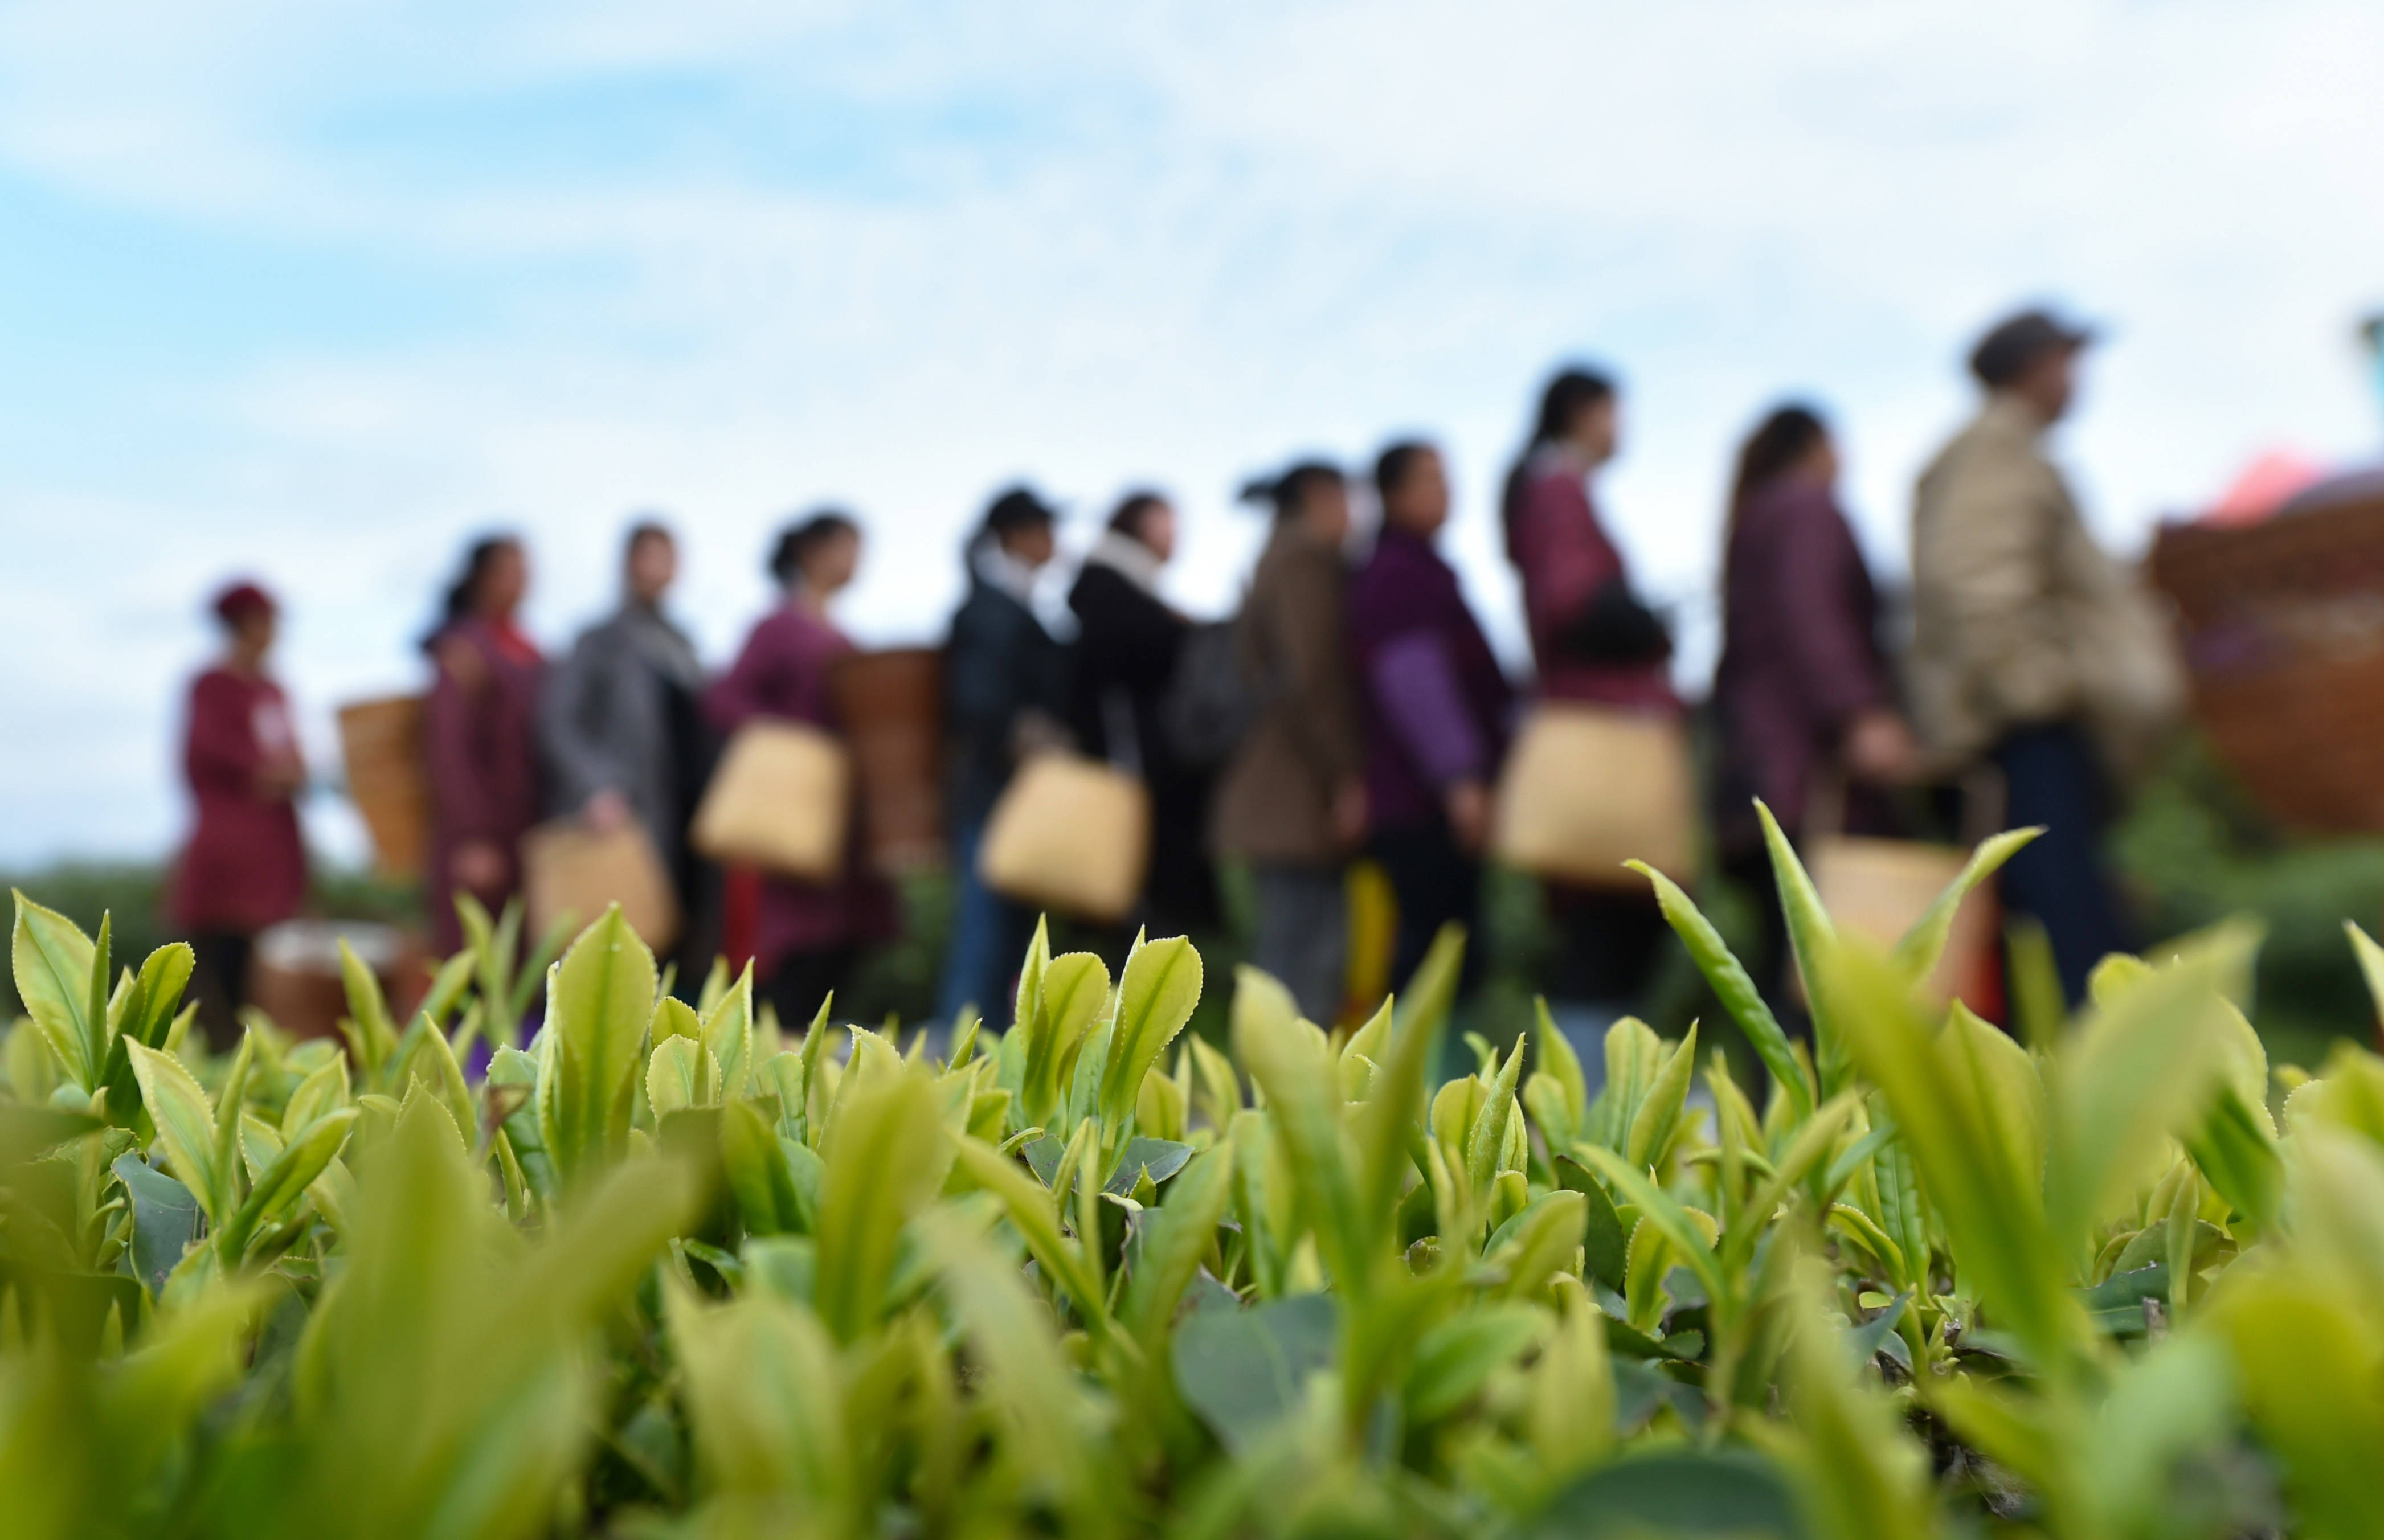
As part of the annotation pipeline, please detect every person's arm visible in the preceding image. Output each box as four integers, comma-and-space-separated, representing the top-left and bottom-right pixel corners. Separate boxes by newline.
946, 599, 1019, 744
1928, 454, 2077, 727
1772, 497, 1891, 731
1368, 630, 1488, 789
424, 639, 501, 841
539, 629, 625, 815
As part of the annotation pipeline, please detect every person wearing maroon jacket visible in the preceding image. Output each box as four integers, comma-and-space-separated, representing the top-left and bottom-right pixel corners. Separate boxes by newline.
171, 580, 309, 1043
422, 535, 545, 955
1346, 440, 1514, 994
1713, 403, 1921, 1015
1500, 368, 1678, 1043
704, 512, 897, 1029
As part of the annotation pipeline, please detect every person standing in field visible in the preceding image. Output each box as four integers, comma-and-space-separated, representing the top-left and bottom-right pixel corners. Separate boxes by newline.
1909, 307, 2182, 1005
935, 486, 1071, 1028
1068, 490, 1219, 939
541, 520, 711, 928
1712, 403, 1920, 1010
1346, 441, 1513, 993
422, 534, 545, 955
170, 580, 308, 1045
1210, 461, 1366, 1023
1500, 368, 1678, 1040
706, 512, 896, 1029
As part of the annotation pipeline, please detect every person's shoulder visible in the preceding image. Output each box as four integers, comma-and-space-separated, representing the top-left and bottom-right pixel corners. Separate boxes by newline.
190, 666, 244, 703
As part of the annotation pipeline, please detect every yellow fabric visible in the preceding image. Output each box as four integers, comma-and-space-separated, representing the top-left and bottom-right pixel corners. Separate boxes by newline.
689, 720, 852, 882
1491, 703, 1695, 888
1805, 834, 1996, 1009
522, 818, 682, 952
976, 753, 1151, 924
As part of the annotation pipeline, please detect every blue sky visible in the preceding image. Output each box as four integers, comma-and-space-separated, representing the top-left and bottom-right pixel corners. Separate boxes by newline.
3, 0, 2381, 867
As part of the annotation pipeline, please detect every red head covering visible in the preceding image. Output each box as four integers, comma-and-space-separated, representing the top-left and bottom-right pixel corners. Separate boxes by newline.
211, 580, 276, 626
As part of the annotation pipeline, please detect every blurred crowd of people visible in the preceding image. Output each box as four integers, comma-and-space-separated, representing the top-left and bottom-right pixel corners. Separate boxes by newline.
172, 304, 2179, 1045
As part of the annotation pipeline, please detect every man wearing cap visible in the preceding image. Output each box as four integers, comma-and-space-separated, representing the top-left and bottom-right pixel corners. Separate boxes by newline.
170, 580, 309, 1042
1909, 308, 2182, 1006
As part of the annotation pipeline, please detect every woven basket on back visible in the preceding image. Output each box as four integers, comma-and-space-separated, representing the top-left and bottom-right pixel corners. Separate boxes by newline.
2150, 485, 2384, 832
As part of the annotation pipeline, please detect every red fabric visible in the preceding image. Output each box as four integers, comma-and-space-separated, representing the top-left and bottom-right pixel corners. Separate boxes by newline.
1510, 465, 1679, 711
423, 617, 546, 953
704, 605, 897, 974
169, 668, 306, 933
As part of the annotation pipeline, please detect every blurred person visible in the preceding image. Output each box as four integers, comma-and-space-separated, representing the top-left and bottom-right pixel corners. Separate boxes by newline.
1211, 461, 1367, 1022
541, 521, 710, 912
1347, 441, 1513, 994
1068, 490, 1218, 936
423, 535, 543, 955
706, 512, 897, 1029
1712, 403, 1920, 1010
1911, 307, 2176, 1005
1500, 368, 1678, 1042
935, 486, 1071, 1028
170, 580, 308, 1043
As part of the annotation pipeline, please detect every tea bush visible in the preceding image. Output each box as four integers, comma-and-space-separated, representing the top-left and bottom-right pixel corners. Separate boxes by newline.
5, 807, 2384, 1538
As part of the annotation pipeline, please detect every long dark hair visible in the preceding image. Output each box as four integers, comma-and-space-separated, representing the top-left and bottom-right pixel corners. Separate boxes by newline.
1237, 460, 1342, 522
424, 534, 521, 648
1721, 404, 1830, 602
770, 510, 860, 587
1500, 367, 1616, 558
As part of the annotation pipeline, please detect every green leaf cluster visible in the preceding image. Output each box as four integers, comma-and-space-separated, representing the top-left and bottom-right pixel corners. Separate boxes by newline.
1, 835, 2380, 1540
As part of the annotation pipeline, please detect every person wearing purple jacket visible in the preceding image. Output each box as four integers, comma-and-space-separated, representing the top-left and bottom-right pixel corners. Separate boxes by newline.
422, 535, 545, 956
1346, 440, 1514, 991
1712, 404, 1920, 1010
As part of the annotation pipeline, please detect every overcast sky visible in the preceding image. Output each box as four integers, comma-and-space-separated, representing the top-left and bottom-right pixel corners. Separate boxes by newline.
3, 0, 2381, 868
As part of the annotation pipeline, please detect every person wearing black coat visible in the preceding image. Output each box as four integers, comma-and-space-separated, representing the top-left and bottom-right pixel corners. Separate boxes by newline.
1068, 491, 1220, 937
934, 486, 1070, 1027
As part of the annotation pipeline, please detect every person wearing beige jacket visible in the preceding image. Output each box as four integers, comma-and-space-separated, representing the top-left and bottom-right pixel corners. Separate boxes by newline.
1211, 461, 1369, 1023
1910, 308, 2183, 1006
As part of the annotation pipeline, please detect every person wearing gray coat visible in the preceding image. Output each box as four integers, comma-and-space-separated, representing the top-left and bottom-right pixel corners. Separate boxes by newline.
541, 522, 711, 888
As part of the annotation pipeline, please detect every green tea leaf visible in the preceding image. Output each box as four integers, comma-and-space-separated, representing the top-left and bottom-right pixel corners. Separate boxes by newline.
813, 1070, 947, 1342
219, 1108, 357, 1259
14, 890, 98, 1089
1634, 862, 1813, 1121
647, 1035, 721, 1117
1100, 935, 1201, 1137
539, 906, 657, 1182
126, 1041, 227, 1225
1890, 828, 2038, 986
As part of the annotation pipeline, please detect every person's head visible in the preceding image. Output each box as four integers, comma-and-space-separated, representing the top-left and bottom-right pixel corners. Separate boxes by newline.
624, 521, 677, 607
443, 535, 527, 625
1239, 460, 1350, 545
1107, 490, 1177, 564
1374, 440, 1449, 538
770, 510, 863, 599
212, 580, 278, 665
1531, 367, 1621, 464
1969, 307, 2095, 423
982, 485, 1060, 570
1731, 403, 1835, 512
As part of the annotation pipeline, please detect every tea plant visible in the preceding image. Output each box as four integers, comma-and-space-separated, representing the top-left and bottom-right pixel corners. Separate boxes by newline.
5, 805, 2384, 1538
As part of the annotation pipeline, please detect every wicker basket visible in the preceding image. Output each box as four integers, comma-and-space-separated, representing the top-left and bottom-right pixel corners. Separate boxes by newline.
832, 648, 947, 873
2149, 486, 2384, 832
337, 694, 432, 879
